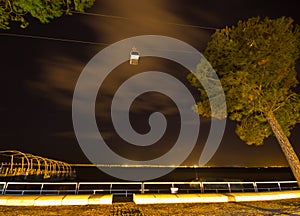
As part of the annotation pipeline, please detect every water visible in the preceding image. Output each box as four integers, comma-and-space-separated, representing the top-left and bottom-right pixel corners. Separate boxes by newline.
74, 167, 295, 182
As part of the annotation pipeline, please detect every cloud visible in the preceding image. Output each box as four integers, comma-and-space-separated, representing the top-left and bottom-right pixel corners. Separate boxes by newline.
26, 56, 83, 109
26, 0, 220, 114
84, 0, 215, 49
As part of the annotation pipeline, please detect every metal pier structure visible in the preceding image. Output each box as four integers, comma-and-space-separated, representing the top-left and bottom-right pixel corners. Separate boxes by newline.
0, 150, 76, 180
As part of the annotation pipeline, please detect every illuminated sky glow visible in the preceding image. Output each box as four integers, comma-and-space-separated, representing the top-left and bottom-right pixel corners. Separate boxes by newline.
0, 0, 299, 169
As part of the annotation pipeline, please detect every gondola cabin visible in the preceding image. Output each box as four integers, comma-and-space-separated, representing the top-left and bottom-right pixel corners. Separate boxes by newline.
130, 48, 140, 65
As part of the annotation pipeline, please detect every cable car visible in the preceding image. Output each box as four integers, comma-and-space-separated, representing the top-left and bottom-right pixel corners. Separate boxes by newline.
129, 48, 140, 65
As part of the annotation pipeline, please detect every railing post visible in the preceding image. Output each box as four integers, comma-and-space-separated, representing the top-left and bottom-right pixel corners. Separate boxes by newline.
141, 182, 145, 194
228, 183, 231, 193
75, 182, 80, 195
2, 182, 8, 195
3, 182, 8, 195
200, 182, 204, 193
253, 182, 258, 192
40, 183, 44, 195
278, 182, 281, 191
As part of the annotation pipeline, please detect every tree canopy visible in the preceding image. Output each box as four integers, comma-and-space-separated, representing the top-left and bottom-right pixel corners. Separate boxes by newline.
188, 16, 300, 146
0, 0, 95, 29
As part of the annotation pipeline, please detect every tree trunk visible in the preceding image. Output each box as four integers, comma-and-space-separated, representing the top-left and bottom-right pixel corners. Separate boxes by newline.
267, 111, 300, 187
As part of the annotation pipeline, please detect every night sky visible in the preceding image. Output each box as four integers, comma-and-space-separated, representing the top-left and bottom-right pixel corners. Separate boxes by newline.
0, 0, 300, 169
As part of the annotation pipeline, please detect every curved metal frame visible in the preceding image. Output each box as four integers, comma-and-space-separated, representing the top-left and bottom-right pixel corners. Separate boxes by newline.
0, 150, 75, 180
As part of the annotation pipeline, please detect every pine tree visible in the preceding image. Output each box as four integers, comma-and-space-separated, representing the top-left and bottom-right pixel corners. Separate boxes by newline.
188, 16, 300, 185
0, 0, 95, 29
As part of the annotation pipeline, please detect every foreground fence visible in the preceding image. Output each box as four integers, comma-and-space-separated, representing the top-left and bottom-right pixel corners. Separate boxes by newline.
0, 181, 298, 196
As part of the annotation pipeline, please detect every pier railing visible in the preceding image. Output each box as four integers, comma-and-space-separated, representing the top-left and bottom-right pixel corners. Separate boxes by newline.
0, 181, 298, 196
